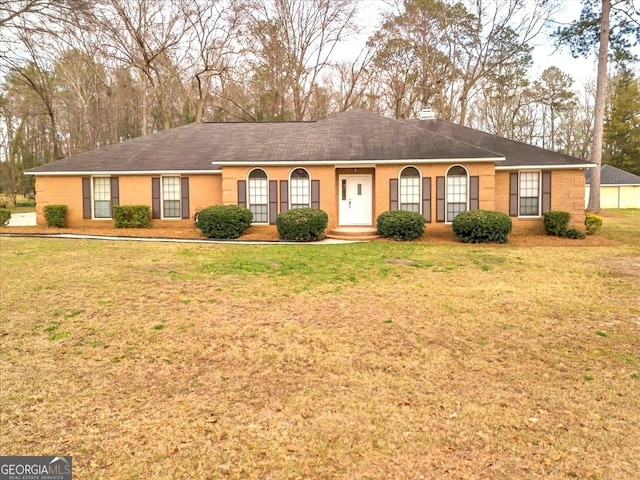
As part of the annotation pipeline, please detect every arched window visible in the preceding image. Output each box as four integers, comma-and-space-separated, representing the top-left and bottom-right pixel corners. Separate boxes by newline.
399, 166, 421, 213
289, 168, 310, 209
446, 165, 468, 221
248, 169, 268, 223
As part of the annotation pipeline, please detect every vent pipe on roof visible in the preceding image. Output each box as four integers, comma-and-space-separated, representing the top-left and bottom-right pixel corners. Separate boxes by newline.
418, 106, 436, 120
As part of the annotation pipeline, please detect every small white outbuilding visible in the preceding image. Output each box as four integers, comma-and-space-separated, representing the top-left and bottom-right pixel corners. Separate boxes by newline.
586, 164, 640, 209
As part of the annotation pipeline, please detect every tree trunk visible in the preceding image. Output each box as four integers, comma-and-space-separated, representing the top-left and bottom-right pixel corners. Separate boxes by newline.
587, 0, 610, 212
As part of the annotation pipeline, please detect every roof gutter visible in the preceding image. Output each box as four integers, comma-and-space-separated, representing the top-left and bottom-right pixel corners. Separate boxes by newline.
495, 164, 595, 171
212, 157, 505, 166
25, 169, 223, 176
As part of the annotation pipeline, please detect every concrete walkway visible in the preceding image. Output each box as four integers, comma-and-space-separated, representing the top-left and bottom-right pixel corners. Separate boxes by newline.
5, 212, 37, 227
1, 231, 361, 245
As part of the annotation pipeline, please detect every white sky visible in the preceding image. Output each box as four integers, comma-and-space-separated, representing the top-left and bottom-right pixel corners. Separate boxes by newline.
337, 0, 640, 89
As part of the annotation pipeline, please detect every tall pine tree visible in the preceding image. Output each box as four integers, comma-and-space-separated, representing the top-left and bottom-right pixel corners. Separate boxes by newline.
604, 70, 640, 175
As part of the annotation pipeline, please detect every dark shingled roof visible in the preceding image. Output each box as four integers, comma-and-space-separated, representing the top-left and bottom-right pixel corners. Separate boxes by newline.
218, 109, 502, 162
27, 108, 592, 174
586, 164, 640, 185
26, 122, 306, 173
408, 118, 590, 168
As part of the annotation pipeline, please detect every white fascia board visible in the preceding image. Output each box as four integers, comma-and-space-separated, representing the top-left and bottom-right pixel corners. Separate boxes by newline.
599, 183, 640, 187
495, 164, 595, 171
25, 170, 223, 176
213, 157, 504, 167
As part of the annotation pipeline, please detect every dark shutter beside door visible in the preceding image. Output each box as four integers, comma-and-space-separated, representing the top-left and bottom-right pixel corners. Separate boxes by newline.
181, 177, 190, 219
470, 176, 479, 210
422, 177, 431, 222
509, 172, 518, 217
82, 177, 91, 219
389, 178, 398, 210
436, 176, 445, 222
311, 180, 320, 208
542, 171, 552, 213
280, 180, 289, 213
237, 180, 246, 207
269, 180, 277, 224
152, 177, 161, 219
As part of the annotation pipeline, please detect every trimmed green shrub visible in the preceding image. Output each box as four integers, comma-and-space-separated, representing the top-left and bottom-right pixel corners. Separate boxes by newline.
15, 200, 36, 208
452, 210, 513, 244
376, 210, 426, 241
113, 205, 151, 228
196, 205, 252, 239
585, 213, 603, 235
0, 208, 11, 226
543, 210, 570, 236
565, 227, 586, 239
276, 208, 328, 242
43, 204, 67, 228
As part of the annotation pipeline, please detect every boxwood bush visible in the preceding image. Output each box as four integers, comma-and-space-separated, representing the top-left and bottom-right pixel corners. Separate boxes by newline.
543, 210, 570, 236
585, 213, 603, 235
43, 204, 67, 228
113, 205, 151, 228
196, 205, 252, 239
0, 208, 11, 226
452, 210, 512, 243
565, 227, 586, 239
276, 208, 328, 241
376, 210, 426, 241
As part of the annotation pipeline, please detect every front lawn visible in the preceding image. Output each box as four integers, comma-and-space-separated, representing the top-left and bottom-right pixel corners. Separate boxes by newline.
1, 212, 639, 479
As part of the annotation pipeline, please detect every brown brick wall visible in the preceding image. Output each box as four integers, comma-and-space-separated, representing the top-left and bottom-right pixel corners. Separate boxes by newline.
34, 174, 222, 227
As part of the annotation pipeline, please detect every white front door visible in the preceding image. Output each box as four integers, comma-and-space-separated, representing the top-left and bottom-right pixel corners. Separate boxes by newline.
339, 174, 373, 225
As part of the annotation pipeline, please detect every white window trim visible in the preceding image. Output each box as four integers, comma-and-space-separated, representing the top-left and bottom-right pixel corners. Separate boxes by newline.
91, 176, 112, 220
247, 168, 269, 224
161, 175, 182, 220
288, 167, 311, 209
399, 165, 422, 214
445, 164, 469, 224
518, 170, 542, 218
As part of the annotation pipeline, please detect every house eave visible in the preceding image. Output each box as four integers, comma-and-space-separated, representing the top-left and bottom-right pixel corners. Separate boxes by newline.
25, 169, 223, 176
495, 164, 595, 171
213, 157, 505, 167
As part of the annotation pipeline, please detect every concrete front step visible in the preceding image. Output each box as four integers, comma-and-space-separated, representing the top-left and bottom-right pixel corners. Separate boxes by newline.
326, 227, 379, 241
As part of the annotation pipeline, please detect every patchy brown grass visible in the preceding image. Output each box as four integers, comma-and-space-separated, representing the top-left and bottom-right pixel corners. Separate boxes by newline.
1, 211, 639, 479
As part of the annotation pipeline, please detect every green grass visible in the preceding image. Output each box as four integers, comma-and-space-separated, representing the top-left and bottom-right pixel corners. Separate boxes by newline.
599, 208, 640, 244
0, 211, 639, 479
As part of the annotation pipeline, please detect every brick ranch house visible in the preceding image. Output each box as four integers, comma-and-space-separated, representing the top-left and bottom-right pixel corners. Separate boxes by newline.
25, 108, 593, 237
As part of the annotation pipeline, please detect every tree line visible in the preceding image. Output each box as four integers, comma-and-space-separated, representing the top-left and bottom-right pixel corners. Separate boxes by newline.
0, 0, 638, 200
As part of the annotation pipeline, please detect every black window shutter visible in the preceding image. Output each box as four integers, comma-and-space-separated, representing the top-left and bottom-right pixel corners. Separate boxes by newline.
542, 171, 552, 213
311, 180, 320, 208
237, 180, 246, 207
280, 180, 289, 213
422, 177, 431, 222
389, 178, 398, 210
269, 180, 277, 224
181, 177, 190, 219
509, 173, 518, 217
110, 177, 119, 209
436, 176, 445, 222
152, 177, 161, 219
82, 177, 91, 219
470, 176, 479, 210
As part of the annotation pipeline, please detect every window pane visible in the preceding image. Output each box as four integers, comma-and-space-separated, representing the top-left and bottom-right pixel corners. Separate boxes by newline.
400, 174, 419, 212
290, 174, 309, 209
162, 177, 181, 217
164, 200, 180, 218
93, 178, 111, 218
249, 170, 268, 222
447, 172, 467, 221
519, 172, 540, 216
